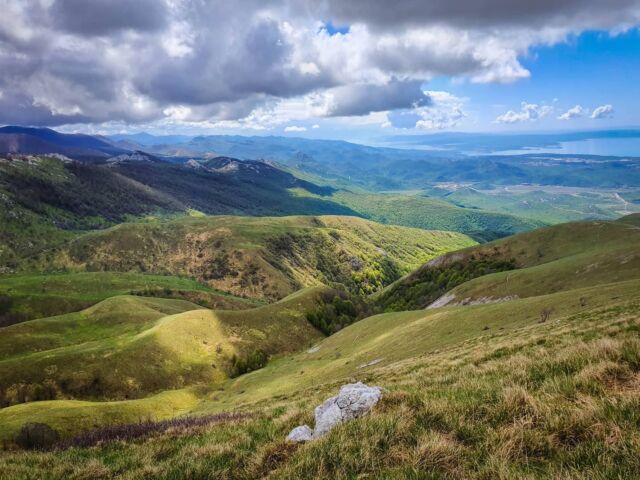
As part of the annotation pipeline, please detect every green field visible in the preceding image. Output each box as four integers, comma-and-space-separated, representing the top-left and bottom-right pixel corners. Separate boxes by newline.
438, 186, 640, 224
376, 216, 640, 311
1, 275, 639, 478
290, 189, 545, 242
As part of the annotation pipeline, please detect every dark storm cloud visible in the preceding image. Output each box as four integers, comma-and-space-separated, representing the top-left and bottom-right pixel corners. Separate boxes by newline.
319, 0, 640, 29
327, 81, 430, 117
0, 92, 90, 126
50, 0, 168, 36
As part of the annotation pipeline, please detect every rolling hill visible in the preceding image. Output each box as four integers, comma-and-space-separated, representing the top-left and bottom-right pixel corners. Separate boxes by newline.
0, 216, 638, 479
25, 215, 475, 301
0, 287, 331, 408
376, 214, 640, 312
0, 271, 258, 327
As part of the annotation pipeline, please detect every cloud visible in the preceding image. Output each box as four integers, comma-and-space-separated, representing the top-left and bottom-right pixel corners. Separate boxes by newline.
324, 80, 430, 117
0, 0, 637, 128
495, 102, 554, 124
312, 124, 320, 129
413, 91, 468, 129
591, 104, 614, 119
50, 0, 168, 36
558, 104, 586, 120
284, 125, 307, 132
317, 0, 640, 30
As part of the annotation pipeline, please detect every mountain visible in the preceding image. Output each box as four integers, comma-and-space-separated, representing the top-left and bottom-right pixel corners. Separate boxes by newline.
0, 126, 128, 161
0, 155, 182, 268
0, 151, 541, 273
131, 133, 640, 190
0, 154, 360, 268
108, 132, 192, 147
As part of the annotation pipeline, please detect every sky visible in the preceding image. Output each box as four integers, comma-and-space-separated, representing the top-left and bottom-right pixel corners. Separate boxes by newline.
0, 0, 639, 142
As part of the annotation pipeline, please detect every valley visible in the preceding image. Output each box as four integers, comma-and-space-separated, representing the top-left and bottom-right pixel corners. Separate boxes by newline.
0, 128, 639, 479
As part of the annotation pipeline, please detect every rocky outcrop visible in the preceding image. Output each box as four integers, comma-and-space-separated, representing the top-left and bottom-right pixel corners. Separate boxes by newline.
287, 382, 382, 442
427, 293, 519, 309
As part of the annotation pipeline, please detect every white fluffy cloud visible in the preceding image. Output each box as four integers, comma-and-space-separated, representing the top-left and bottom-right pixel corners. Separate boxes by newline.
495, 102, 554, 124
495, 102, 553, 124
591, 104, 614, 119
0, 0, 637, 129
284, 125, 307, 132
414, 91, 468, 129
558, 105, 586, 120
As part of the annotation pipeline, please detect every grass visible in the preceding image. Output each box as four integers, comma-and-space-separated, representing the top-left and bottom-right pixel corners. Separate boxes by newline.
193, 278, 640, 413
0, 282, 638, 478
0, 287, 329, 410
0, 271, 258, 326
440, 218, 640, 305
0, 215, 639, 477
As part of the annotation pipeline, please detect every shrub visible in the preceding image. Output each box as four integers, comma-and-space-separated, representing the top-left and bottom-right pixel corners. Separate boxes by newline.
0, 293, 12, 315
15, 423, 60, 450
230, 350, 268, 377
306, 294, 362, 335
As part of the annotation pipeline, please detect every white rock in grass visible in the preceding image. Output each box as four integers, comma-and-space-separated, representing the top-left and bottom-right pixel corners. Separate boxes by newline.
314, 382, 382, 437
286, 425, 313, 443
286, 382, 382, 442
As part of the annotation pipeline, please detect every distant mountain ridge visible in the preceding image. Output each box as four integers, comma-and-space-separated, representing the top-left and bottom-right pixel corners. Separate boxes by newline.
0, 126, 128, 161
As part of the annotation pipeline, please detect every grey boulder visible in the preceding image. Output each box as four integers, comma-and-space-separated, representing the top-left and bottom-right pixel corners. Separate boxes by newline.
287, 382, 382, 442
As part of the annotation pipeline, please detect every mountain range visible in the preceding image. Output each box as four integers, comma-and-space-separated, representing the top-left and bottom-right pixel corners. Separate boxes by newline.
1, 126, 640, 478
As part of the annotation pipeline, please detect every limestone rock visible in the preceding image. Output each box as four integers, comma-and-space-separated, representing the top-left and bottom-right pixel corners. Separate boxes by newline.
286, 425, 313, 443
287, 382, 382, 442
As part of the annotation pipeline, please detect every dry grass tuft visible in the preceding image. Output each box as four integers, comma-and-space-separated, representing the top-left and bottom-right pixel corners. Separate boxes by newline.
412, 431, 466, 476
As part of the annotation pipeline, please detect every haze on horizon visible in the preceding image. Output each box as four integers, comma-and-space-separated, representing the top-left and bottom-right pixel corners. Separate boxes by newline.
1, 0, 639, 143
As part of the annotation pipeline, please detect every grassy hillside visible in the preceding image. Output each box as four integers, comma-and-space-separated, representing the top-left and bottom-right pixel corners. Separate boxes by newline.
0, 155, 363, 270
1, 279, 638, 477
0, 287, 330, 407
376, 216, 640, 311
0, 272, 257, 327
0, 155, 181, 267
27, 215, 474, 300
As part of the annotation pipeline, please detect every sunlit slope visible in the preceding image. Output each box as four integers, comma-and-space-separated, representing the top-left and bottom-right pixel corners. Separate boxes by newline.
377, 215, 640, 310
2, 286, 639, 478
0, 271, 257, 326
0, 287, 328, 407
194, 277, 640, 413
31, 215, 474, 300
